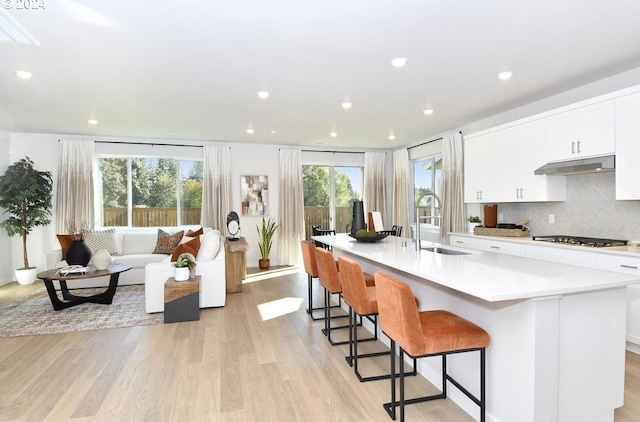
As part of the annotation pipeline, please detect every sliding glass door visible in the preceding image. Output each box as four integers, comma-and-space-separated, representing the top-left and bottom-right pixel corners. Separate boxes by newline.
303, 165, 362, 240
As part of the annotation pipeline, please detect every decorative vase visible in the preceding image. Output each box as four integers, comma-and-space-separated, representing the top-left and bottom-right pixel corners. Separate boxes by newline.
350, 200, 366, 236
66, 239, 92, 266
258, 258, 270, 270
91, 248, 112, 270
467, 222, 480, 234
174, 267, 190, 281
15, 267, 37, 285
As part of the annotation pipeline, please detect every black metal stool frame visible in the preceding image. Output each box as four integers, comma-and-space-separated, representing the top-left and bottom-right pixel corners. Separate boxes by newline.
382, 338, 486, 422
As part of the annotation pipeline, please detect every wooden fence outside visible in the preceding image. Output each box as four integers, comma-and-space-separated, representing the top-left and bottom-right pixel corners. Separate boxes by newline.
102, 208, 201, 227
304, 206, 351, 240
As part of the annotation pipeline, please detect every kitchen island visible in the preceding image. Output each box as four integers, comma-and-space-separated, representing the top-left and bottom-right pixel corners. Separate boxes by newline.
313, 233, 640, 422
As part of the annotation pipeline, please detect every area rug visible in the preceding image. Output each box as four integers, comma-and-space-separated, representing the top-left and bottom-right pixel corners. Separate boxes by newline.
0, 285, 164, 338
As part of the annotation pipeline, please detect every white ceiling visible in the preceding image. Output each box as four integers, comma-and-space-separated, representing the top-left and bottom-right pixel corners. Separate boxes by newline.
2, 0, 640, 149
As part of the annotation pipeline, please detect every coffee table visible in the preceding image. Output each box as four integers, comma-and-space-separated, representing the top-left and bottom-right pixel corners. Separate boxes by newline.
36, 264, 132, 311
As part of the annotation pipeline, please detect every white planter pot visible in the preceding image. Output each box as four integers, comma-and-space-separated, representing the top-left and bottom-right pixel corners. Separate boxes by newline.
15, 267, 37, 285
467, 222, 480, 234
174, 267, 190, 281
91, 248, 112, 270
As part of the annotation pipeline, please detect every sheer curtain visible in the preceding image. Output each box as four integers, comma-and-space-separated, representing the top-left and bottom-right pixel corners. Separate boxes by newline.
55, 140, 95, 232
278, 149, 304, 265
202, 146, 232, 231
392, 148, 410, 237
439, 131, 466, 244
364, 151, 387, 227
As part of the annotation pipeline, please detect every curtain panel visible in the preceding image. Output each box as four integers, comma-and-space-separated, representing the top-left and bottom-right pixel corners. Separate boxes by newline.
392, 148, 410, 237
439, 131, 466, 244
364, 151, 387, 228
55, 140, 95, 232
202, 146, 232, 232
277, 149, 304, 265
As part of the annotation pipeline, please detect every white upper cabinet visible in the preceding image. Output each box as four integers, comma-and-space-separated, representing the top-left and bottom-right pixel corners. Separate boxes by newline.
545, 100, 615, 162
464, 132, 501, 203
499, 119, 565, 202
615, 91, 640, 200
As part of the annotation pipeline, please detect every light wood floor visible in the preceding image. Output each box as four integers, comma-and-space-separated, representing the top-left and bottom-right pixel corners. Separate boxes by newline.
0, 271, 639, 421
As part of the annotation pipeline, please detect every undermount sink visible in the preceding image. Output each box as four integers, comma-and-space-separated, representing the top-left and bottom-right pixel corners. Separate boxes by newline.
421, 246, 470, 256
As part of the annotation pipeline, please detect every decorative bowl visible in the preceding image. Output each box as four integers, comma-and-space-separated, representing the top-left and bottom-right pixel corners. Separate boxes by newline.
348, 233, 389, 243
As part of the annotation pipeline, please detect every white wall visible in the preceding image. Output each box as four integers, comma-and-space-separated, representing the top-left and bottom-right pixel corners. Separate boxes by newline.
0, 130, 12, 285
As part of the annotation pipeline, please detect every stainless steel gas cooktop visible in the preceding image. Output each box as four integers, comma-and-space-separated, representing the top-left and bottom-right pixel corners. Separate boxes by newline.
532, 235, 628, 248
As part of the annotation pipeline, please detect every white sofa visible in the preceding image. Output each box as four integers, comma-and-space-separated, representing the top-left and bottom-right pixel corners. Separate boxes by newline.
45, 228, 227, 313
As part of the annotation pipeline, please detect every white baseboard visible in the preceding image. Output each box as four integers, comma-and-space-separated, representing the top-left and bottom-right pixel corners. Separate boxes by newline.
626, 341, 640, 355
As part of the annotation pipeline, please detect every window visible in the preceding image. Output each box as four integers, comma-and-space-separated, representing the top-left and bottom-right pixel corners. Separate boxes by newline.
96, 157, 203, 227
303, 165, 363, 239
414, 155, 442, 227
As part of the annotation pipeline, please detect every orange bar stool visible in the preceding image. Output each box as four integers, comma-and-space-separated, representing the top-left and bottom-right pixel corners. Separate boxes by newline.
315, 246, 354, 346
301, 240, 338, 320
374, 272, 490, 422
339, 256, 417, 383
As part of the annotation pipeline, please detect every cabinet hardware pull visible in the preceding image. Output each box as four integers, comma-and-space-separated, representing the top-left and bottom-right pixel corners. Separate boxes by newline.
620, 264, 638, 270
572, 141, 575, 154
490, 245, 500, 249
577, 140, 581, 154
455, 240, 463, 244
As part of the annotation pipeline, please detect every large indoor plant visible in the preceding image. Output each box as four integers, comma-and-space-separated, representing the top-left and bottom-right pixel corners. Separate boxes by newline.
256, 216, 279, 270
0, 157, 53, 285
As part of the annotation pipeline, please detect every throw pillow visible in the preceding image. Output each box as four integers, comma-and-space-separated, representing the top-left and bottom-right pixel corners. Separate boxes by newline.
186, 227, 204, 237
56, 234, 74, 260
197, 230, 221, 261
153, 229, 184, 254
85, 228, 118, 255
171, 235, 201, 261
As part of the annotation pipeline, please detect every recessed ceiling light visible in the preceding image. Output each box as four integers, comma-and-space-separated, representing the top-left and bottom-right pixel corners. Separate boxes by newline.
497, 71, 513, 80
388, 134, 396, 140
390, 57, 407, 68
341, 101, 352, 109
423, 109, 434, 116
15, 70, 33, 79
257, 91, 270, 99
270, 130, 277, 134
88, 119, 98, 125
330, 131, 337, 138
246, 128, 254, 134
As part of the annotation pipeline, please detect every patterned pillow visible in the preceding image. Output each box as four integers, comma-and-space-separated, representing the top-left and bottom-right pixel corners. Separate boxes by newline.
153, 229, 184, 254
85, 228, 119, 255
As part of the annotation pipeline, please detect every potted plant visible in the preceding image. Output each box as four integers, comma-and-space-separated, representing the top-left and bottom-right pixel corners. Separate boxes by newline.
174, 252, 196, 281
0, 157, 53, 285
467, 215, 481, 234
256, 216, 280, 270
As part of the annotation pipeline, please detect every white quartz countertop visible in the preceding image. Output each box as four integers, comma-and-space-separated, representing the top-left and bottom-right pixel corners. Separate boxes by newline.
313, 233, 640, 302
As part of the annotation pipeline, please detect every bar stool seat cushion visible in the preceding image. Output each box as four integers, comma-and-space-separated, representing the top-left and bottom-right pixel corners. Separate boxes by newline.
417, 310, 490, 356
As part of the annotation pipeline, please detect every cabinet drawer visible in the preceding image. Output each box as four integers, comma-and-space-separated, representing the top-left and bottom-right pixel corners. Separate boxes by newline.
596, 253, 640, 275
525, 245, 598, 268
449, 235, 525, 257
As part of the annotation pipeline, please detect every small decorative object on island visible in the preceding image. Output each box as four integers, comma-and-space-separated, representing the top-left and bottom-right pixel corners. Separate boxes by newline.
65, 221, 92, 266
0, 157, 53, 285
350, 200, 366, 236
467, 215, 481, 233
91, 248, 112, 270
350, 229, 388, 243
257, 216, 279, 270
174, 252, 196, 281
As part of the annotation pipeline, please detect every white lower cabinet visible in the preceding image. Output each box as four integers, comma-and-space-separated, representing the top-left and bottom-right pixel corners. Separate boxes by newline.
597, 253, 640, 348
450, 233, 640, 350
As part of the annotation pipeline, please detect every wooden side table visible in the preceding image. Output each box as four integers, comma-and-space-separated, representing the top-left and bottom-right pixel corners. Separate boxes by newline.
164, 276, 200, 323
225, 237, 248, 293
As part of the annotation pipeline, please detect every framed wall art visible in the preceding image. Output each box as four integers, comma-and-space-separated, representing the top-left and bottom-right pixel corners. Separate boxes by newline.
241, 175, 268, 216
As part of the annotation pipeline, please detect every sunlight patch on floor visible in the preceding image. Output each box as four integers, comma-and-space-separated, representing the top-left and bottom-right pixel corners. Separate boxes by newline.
257, 297, 304, 321
244, 266, 302, 283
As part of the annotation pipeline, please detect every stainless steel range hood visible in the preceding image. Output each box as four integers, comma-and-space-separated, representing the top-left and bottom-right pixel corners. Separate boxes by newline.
534, 155, 615, 176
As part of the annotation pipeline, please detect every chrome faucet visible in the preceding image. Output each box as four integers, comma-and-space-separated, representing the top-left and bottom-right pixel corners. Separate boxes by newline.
415, 191, 442, 251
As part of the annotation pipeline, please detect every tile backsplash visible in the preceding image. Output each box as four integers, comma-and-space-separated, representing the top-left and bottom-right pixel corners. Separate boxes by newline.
498, 172, 640, 242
